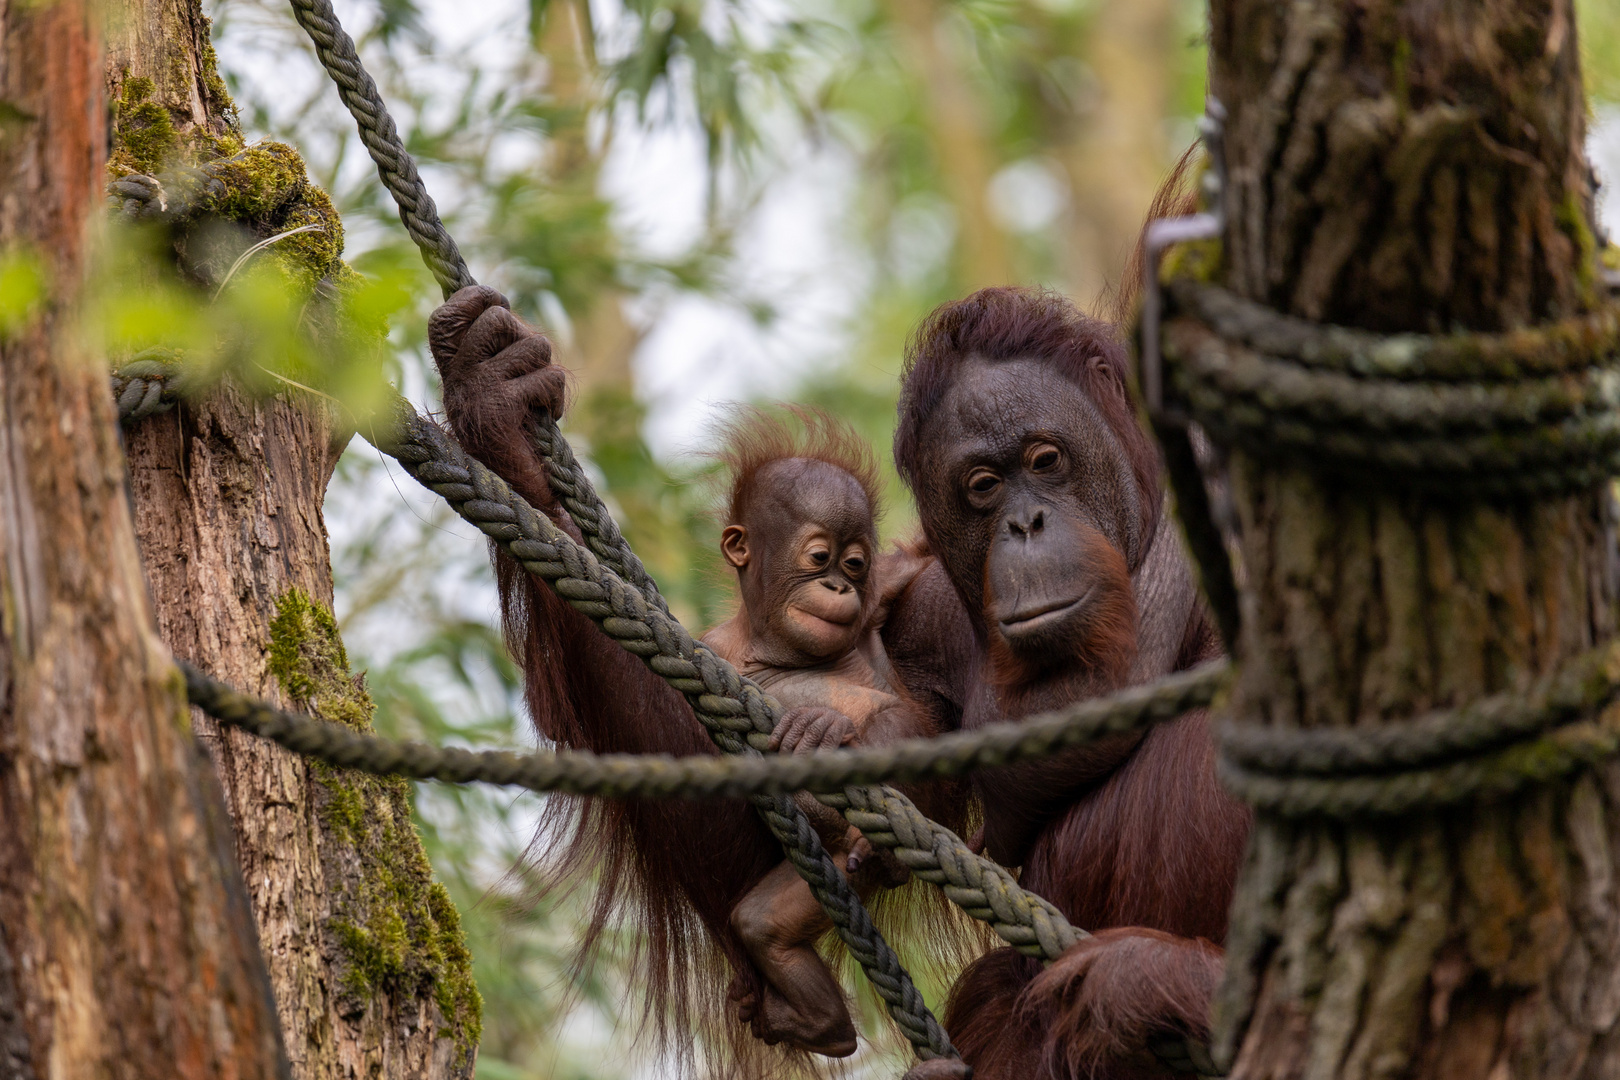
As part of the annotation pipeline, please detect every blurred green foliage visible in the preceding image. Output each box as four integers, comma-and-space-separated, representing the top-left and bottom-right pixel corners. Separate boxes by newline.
1580, 0, 1620, 106
200, 0, 1206, 1071
0, 246, 45, 339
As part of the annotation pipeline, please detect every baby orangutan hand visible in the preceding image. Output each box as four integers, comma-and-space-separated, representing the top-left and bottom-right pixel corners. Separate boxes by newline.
769, 705, 857, 754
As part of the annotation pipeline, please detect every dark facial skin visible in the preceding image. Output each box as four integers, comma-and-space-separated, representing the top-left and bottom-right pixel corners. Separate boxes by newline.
721, 458, 876, 669
912, 356, 1142, 672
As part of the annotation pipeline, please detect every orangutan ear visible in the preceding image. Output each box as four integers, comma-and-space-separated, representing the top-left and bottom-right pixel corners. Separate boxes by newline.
720, 525, 750, 569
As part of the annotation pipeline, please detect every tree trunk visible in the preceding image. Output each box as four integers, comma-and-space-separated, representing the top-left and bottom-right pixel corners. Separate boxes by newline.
885, 0, 1017, 290
0, 2, 287, 1077
534, 0, 645, 396
1059, 0, 1176, 312
1207, 1, 1615, 1077
107, 2, 480, 1077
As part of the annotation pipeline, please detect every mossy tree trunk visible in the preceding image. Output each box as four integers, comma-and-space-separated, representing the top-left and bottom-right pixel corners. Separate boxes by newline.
1207, 1, 1617, 1077
0, 1, 287, 1076
107, 1, 480, 1077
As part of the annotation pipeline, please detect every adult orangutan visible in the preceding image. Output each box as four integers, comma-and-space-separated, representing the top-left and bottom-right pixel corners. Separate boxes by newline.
886, 285, 1249, 1079
429, 188, 1248, 1080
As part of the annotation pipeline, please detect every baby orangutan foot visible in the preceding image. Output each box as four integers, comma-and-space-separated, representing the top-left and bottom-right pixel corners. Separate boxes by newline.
757, 979, 858, 1057
726, 970, 857, 1056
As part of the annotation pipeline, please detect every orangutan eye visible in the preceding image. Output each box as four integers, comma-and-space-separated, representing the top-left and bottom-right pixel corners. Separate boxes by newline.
808, 548, 831, 566
843, 554, 867, 577
1028, 444, 1062, 472
966, 469, 1001, 495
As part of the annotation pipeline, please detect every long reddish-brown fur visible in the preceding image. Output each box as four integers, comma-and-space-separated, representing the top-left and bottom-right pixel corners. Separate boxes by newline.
428, 295, 797, 1075
886, 148, 1250, 1079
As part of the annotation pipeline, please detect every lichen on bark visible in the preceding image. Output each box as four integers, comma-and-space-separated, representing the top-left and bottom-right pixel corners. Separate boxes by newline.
270, 588, 483, 1072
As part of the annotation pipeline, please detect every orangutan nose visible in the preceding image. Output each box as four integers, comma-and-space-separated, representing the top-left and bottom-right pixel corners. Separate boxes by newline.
819, 578, 852, 594
1007, 506, 1046, 538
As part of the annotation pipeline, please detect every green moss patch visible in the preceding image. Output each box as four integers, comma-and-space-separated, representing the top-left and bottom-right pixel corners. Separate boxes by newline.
110, 76, 180, 177
269, 588, 482, 1068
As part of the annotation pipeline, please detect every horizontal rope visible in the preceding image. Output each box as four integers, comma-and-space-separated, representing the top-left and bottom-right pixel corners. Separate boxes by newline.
371, 405, 1088, 962
109, 349, 186, 422
1159, 283, 1620, 497
182, 657, 1225, 798
1217, 640, 1620, 817
1169, 280, 1620, 383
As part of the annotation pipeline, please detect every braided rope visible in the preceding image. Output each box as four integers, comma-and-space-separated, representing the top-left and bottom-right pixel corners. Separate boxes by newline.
286, 0, 472, 297
1216, 640, 1620, 817
1170, 279, 1620, 382
1159, 285, 1620, 497
115, 1, 1237, 1066
182, 654, 1224, 799
109, 349, 185, 422
276, 0, 1106, 1013
369, 408, 975, 1055
373, 408, 1092, 961
528, 417, 669, 616
89, 0, 961, 1057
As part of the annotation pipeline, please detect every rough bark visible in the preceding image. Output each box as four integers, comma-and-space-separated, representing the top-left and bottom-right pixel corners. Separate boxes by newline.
0, 2, 286, 1077
1207, 1, 1616, 1077
107, 2, 479, 1077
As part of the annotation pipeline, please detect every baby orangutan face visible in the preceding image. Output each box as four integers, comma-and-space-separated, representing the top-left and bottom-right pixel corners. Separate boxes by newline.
721, 458, 877, 668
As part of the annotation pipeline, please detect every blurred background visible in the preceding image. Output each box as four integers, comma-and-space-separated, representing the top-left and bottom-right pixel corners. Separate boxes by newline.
207, 0, 1620, 1074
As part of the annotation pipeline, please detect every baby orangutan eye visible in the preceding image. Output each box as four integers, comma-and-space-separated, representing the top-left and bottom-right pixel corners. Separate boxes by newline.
808, 548, 831, 567
842, 553, 867, 577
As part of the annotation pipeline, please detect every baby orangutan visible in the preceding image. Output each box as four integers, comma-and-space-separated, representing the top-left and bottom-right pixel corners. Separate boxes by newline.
702, 408, 938, 1058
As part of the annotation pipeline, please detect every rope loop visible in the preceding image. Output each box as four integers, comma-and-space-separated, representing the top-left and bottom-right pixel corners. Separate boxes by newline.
1159, 280, 1620, 497
1218, 640, 1620, 817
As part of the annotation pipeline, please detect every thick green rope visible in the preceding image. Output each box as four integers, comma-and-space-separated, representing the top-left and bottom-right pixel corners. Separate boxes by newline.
1216, 640, 1620, 816
182, 658, 1226, 800
371, 407, 1089, 967
277, 0, 958, 1055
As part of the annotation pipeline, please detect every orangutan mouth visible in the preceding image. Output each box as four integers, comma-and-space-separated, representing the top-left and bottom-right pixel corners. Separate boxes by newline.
998, 589, 1092, 636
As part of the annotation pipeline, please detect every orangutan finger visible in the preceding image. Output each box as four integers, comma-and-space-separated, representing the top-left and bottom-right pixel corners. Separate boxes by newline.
456, 305, 532, 371
428, 285, 507, 367
506, 368, 568, 421
814, 719, 849, 751
488, 333, 555, 379
771, 707, 818, 753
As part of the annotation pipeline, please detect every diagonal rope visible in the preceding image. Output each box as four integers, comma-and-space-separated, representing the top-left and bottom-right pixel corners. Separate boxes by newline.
115, 2, 1223, 1070
284, 0, 961, 1057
